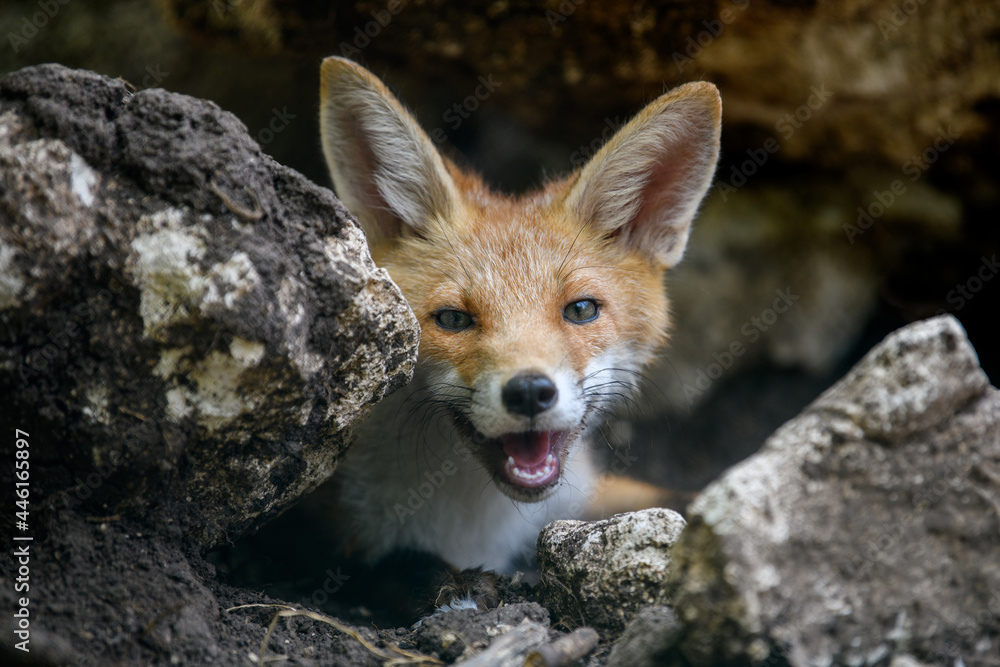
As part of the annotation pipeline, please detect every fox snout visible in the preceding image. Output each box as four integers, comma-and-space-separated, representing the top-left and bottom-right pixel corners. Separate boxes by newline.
320, 55, 722, 516
501, 372, 558, 417
454, 366, 587, 501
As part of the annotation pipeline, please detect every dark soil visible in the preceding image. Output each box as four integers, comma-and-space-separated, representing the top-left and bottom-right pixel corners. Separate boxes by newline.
1, 507, 551, 666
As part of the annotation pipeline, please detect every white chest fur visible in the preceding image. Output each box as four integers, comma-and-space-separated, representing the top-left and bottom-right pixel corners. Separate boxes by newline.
332, 371, 597, 572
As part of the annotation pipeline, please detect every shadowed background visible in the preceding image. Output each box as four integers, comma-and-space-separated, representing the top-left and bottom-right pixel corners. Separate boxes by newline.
2, 0, 998, 610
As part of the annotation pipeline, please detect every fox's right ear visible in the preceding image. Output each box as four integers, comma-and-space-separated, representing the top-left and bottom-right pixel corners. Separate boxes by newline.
319, 57, 459, 245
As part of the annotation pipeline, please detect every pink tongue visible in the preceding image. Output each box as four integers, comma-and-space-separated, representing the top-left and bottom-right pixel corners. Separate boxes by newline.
502, 432, 553, 467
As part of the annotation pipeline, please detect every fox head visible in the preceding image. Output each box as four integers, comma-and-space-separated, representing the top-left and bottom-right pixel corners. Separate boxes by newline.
320, 57, 720, 503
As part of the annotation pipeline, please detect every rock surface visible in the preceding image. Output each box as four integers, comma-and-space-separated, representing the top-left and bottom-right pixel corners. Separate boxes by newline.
413, 602, 550, 664
604, 605, 683, 667
0, 62, 595, 667
669, 314, 1000, 666
455, 619, 550, 667
0, 63, 418, 548
3, 0, 995, 517
0, 510, 401, 666
537, 507, 686, 637
0, 42, 995, 666
143, 0, 996, 450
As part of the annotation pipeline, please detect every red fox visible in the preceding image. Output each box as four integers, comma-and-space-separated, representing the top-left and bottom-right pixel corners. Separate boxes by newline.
319, 58, 720, 579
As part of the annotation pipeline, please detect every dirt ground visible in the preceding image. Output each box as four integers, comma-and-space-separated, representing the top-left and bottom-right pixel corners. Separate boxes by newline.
1, 503, 599, 666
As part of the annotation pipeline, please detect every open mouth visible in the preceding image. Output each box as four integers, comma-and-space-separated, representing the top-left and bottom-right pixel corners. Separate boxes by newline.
450, 413, 576, 497
497, 431, 568, 489
451, 414, 572, 494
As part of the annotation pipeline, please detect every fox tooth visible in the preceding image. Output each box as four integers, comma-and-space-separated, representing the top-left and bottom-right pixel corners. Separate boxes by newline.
321, 55, 718, 574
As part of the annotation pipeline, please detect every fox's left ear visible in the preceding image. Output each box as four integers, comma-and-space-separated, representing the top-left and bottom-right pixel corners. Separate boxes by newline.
565, 82, 722, 267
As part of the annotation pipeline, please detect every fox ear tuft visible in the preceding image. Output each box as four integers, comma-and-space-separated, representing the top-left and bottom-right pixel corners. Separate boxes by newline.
565, 82, 722, 267
319, 57, 458, 245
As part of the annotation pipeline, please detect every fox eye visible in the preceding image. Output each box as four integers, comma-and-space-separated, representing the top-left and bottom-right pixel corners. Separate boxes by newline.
434, 309, 473, 331
564, 299, 599, 324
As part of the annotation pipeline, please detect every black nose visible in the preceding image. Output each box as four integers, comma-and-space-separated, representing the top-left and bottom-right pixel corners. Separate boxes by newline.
502, 373, 558, 417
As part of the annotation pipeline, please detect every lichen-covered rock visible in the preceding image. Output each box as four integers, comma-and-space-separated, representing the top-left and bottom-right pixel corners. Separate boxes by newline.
3, 0, 991, 510
669, 315, 1000, 666
536, 507, 686, 636
0, 64, 419, 548
143, 0, 986, 431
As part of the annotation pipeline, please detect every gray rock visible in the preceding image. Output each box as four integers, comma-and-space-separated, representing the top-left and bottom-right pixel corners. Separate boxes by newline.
0, 64, 419, 548
888, 655, 935, 667
605, 605, 683, 667
414, 602, 550, 664
455, 619, 550, 667
537, 507, 686, 637
669, 315, 1000, 666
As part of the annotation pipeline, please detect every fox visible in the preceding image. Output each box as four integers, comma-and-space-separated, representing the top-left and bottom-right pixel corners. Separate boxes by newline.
317, 57, 721, 599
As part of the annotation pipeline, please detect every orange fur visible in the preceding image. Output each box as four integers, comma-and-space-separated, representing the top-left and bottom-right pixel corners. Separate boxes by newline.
377, 184, 671, 389
319, 56, 721, 572
584, 474, 697, 519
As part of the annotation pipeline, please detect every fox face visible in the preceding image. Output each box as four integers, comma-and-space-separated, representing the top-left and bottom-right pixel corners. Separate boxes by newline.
369, 190, 676, 502
319, 57, 720, 548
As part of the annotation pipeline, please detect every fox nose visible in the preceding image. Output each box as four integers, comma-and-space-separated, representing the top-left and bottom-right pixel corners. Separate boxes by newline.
502, 372, 558, 417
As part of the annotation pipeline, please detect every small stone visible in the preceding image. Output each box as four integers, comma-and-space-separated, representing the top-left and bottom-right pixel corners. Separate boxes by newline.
537, 507, 686, 636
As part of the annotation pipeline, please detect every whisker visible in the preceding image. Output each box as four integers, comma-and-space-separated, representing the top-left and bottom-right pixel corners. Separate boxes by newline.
563, 263, 654, 278
437, 224, 475, 286
388, 376, 478, 472
556, 211, 597, 280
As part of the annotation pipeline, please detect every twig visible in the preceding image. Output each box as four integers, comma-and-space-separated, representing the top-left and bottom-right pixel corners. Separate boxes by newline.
227, 604, 440, 665
210, 178, 264, 221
